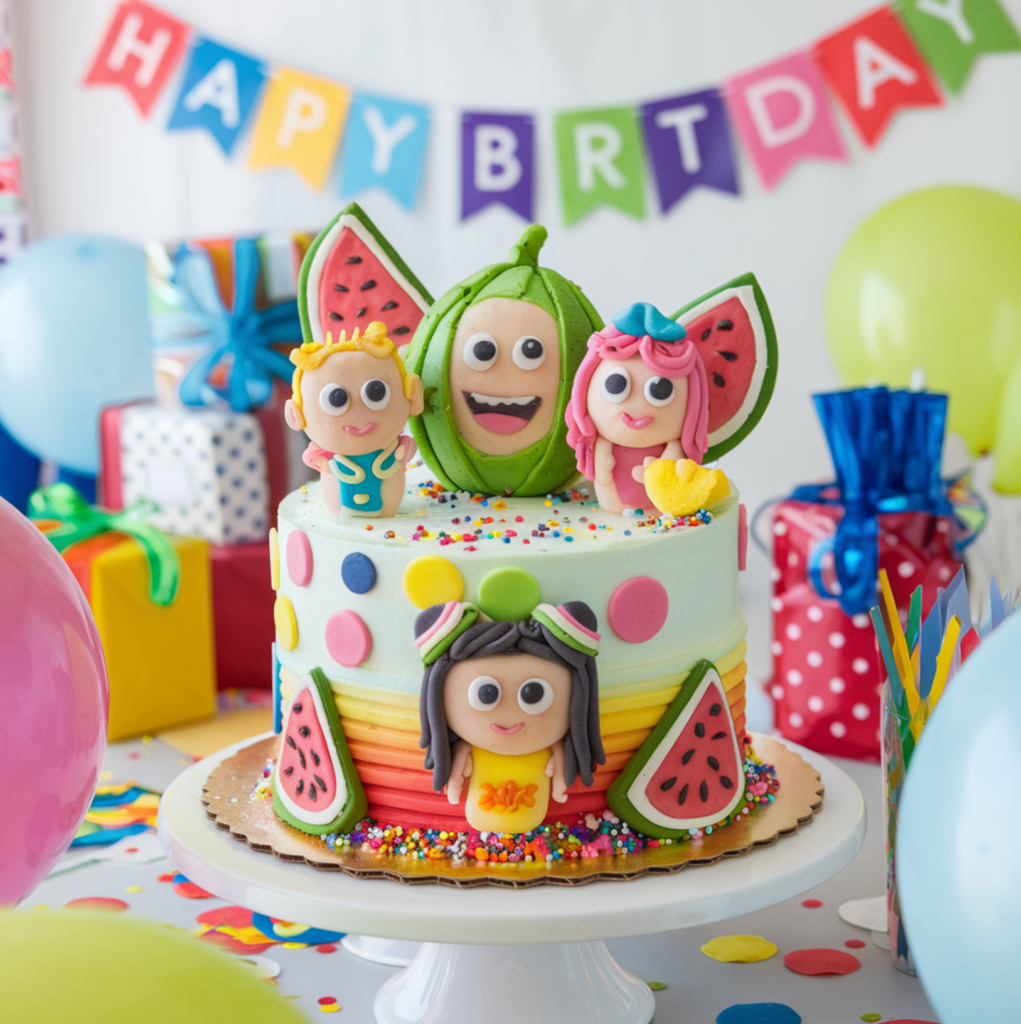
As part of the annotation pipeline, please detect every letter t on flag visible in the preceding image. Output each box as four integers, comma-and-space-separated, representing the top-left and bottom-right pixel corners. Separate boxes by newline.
461, 113, 534, 222
84, 0, 190, 116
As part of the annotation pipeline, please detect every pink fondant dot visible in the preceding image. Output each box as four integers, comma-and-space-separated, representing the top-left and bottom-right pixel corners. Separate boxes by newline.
608, 576, 669, 643
737, 503, 748, 571
286, 529, 313, 587
324, 609, 371, 667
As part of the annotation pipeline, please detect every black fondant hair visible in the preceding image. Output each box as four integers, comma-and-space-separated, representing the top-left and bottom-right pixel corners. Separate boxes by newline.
416, 602, 605, 794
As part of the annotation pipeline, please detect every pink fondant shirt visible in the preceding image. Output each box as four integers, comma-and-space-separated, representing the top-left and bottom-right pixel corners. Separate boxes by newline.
612, 443, 665, 510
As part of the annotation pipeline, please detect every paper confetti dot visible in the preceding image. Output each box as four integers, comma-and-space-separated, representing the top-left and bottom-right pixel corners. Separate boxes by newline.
318, 997, 337, 1006
403, 556, 464, 609
124, 886, 143, 893
783, 948, 861, 976
647, 981, 667, 990
63, 897, 128, 913
802, 899, 823, 908
286, 529, 313, 587
324, 609, 371, 667
341, 551, 376, 594
269, 527, 280, 590
172, 874, 214, 899
861, 1015, 881, 1022
701, 935, 778, 963
274, 595, 298, 650
717, 1003, 801, 1024
845, 939, 866, 949
608, 576, 669, 643
320, 1008, 340, 1015
477, 566, 542, 622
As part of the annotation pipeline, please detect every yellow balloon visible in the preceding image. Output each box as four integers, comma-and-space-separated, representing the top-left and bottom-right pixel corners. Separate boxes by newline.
0, 911, 308, 1023
826, 186, 1021, 457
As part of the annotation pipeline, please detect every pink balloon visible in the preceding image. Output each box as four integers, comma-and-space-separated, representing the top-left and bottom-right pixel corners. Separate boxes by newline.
0, 497, 107, 903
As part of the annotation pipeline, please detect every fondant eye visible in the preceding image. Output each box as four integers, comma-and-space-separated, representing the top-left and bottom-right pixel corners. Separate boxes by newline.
517, 678, 554, 715
319, 384, 350, 416
464, 333, 498, 371
361, 378, 391, 411
512, 336, 546, 370
468, 675, 502, 711
601, 369, 631, 404
644, 377, 675, 407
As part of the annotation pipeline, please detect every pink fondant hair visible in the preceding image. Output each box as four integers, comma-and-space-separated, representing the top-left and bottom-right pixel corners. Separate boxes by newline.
565, 326, 710, 479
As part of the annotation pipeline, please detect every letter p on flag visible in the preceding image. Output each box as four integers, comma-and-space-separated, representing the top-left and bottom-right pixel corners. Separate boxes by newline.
84, 0, 190, 117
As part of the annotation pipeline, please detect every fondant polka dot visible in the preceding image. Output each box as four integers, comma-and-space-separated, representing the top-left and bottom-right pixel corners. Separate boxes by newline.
807, 696, 824, 712
403, 556, 464, 609
830, 721, 847, 738
286, 529, 313, 587
788, 712, 803, 728
829, 677, 846, 693
786, 623, 802, 641
325, 609, 372, 668
274, 595, 298, 651
852, 702, 870, 720
269, 527, 280, 590
608, 576, 669, 643
477, 566, 542, 623
342, 551, 377, 594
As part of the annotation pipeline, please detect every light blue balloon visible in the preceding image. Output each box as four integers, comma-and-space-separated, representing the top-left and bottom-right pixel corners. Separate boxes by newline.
0, 235, 154, 473
899, 610, 1021, 1024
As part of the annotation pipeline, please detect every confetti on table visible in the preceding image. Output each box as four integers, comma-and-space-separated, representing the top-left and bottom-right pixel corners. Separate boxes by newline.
320, 1008, 340, 1015
801, 899, 823, 908
845, 939, 866, 949
63, 897, 128, 913
172, 874, 214, 899
124, 886, 143, 893
318, 997, 337, 1005
701, 935, 778, 963
317, 944, 338, 953
838, 895, 887, 932
861, 1015, 881, 1022
783, 948, 861, 976
717, 1003, 801, 1024
647, 981, 667, 990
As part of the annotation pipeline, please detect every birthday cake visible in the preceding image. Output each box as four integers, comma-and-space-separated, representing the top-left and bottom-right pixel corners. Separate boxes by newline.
248, 204, 791, 878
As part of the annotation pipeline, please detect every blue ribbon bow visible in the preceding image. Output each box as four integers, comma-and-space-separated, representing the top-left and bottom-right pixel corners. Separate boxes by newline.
159, 238, 299, 412
791, 388, 953, 617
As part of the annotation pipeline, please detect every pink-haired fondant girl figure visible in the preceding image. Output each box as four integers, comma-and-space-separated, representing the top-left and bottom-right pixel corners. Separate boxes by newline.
565, 302, 710, 515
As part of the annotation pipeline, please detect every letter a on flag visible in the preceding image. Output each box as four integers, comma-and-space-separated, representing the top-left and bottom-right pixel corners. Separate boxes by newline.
84, 0, 190, 117
816, 7, 942, 148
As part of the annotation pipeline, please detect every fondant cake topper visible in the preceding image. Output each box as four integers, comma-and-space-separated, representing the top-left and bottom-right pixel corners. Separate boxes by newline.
416, 600, 605, 833
405, 225, 603, 497
285, 322, 423, 518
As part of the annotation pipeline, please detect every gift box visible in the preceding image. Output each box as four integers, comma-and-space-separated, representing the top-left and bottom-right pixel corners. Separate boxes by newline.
31, 485, 216, 741
766, 388, 968, 762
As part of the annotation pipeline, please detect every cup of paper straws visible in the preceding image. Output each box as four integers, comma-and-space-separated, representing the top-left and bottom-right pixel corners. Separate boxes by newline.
871, 566, 1018, 975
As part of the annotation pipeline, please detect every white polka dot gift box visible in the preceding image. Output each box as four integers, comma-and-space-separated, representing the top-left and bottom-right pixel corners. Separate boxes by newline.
763, 388, 966, 762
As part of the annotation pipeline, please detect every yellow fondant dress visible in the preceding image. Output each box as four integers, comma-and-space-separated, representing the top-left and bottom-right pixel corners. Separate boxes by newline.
465, 746, 552, 833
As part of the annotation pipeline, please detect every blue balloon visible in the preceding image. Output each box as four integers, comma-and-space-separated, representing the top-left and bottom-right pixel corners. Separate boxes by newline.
0, 235, 155, 473
899, 610, 1021, 1024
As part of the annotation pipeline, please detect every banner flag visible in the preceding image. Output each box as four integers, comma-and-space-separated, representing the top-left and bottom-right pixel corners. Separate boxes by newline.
554, 106, 646, 225
895, 0, 1021, 93
816, 7, 942, 147
641, 88, 738, 213
84, 0, 190, 117
247, 66, 350, 191
167, 36, 266, 155
725, 52, 847, 191
461, 112, 534, 221
340, 93, 430, 210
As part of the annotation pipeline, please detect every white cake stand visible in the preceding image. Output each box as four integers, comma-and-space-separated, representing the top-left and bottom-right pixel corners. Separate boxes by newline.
159, 735, 865, 1024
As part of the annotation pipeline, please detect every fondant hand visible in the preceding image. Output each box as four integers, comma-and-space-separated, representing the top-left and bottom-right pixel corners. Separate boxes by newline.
446, 741, 472, 805
594, 437, 615, 485
548, 742, 568, 803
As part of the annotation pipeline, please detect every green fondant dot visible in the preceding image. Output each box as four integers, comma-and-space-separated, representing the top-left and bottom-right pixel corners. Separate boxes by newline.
477, 566, 542, 623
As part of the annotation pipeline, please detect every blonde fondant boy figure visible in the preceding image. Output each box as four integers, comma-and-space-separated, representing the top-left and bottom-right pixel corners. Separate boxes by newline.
285, 322, 424, 518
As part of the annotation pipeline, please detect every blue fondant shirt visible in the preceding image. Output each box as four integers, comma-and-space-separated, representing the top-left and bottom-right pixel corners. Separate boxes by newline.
329, 443, 398, 514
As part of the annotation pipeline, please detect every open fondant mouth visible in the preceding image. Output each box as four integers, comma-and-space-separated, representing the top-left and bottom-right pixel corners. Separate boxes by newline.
620, 412, 654, 429
463, 392, 541, 435
490, 722, 525, 735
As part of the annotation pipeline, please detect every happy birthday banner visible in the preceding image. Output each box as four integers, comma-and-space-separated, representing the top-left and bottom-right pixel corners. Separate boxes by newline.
84, 0, 1021, 226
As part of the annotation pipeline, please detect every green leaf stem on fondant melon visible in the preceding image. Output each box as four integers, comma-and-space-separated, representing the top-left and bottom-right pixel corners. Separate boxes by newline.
405, 225, 602, 496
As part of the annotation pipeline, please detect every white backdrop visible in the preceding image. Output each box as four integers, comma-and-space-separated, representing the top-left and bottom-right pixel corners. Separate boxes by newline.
13, 0, 1021, 680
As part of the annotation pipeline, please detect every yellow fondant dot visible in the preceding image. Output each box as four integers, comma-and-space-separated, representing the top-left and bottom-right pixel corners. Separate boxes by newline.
403, 555, 465, 609
700, 934, 778, 963
274, 594, 298, 651
269, 527, 280, 590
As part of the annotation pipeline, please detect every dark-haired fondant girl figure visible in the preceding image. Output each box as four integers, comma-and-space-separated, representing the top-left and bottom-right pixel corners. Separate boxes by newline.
416, 601, 605, 833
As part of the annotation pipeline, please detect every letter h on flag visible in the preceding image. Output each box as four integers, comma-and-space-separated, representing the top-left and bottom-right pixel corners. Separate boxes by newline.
461, 113, 534, 222
84, 0, 190, 117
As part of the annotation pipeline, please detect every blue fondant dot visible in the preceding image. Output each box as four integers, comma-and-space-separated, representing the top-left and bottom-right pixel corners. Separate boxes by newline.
716, 1003, 801, 1024
342, 551, 376, 595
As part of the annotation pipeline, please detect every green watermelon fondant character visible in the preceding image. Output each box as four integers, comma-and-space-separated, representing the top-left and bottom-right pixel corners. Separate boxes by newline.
405, 225, 602, 497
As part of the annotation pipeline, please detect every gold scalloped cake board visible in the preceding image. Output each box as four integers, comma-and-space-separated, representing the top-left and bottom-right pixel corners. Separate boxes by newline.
202, 733, 822, 889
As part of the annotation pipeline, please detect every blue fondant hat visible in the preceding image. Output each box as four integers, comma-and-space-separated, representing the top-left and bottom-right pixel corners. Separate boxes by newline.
610, 302, 686, 343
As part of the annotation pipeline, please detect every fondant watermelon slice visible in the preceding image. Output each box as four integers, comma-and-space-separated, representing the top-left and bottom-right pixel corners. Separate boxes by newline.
671, 273, 777, 463
608, 660, 745, 838
298, 202, 434, 346
273, 667, 366, 835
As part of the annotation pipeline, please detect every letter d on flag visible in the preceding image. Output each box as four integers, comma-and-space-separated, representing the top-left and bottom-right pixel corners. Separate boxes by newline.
461, 112, 534, 221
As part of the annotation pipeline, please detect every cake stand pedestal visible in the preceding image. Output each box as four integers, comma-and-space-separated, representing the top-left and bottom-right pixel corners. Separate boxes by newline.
159, 736, 865, 1024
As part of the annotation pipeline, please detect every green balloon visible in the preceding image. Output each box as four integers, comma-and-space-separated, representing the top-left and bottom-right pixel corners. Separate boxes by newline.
0, 911, 308, 1023
826, 186, 1021, 457
994, 352, 1021, 493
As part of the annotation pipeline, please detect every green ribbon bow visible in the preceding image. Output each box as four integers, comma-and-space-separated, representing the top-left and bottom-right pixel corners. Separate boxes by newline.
29, 483, 181, 606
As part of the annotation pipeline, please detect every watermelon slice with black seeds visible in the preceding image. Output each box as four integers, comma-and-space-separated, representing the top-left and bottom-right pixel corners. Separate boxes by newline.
273, 667, 366, 835
298, 203, 433, 346
671, 272, 777, 462
607, 660, 746, 838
